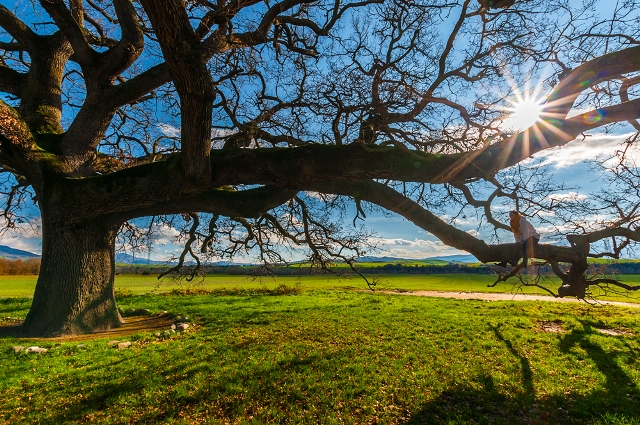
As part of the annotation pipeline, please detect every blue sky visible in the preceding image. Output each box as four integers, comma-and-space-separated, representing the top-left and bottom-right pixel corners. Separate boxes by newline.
0, 0, 637, 261
0, 129, 633, 260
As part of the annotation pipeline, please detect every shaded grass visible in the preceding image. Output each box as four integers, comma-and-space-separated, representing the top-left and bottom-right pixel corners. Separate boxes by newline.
1, 291, 640, 424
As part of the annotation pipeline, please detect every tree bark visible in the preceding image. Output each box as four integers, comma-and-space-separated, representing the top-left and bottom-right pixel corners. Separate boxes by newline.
21, 216, 122, 337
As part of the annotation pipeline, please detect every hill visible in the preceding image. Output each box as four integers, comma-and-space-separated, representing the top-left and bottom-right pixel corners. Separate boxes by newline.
0, 245, 40, 260
358, 254, 479, 263
115, 252, 167, 265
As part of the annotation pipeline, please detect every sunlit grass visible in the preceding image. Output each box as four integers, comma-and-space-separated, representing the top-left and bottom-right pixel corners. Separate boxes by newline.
3, 273, 640, 303
1, 292, 640, 424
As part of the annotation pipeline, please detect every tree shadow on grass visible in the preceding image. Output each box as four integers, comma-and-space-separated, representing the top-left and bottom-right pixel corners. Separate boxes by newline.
407, 323, 640, 425
8, 314, 640, 424
30, 349, 332, 424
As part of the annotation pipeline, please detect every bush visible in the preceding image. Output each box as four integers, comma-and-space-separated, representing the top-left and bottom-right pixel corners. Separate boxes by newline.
0, 258, 40, 275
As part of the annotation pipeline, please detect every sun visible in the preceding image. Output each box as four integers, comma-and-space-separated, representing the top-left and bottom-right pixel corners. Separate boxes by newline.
501, 98, 544, 131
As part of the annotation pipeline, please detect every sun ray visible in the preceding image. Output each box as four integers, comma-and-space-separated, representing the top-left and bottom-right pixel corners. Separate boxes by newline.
537, 118, 576, 146
495, 64, 553, 132
502, 97, 544, 131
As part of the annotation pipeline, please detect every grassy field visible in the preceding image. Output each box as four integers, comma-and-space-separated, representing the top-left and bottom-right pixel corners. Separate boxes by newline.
1, 290, 640, 424
3, 273, 640, 303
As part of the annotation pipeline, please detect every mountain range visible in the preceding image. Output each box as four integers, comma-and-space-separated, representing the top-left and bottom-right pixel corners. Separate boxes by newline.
1, 244, 479, 264
358, 254, 479, 263
0, 245, 40, 260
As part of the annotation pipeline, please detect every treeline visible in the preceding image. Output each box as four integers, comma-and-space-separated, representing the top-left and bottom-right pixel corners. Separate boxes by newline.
115, 262, 640, 276
589, 262, 640, 274
115, 263, 496, 276
362, 263, 493, 274
0, 258, 40, 275
6, 259, 640, 277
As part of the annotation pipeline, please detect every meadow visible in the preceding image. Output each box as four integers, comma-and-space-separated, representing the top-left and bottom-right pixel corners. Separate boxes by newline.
3, 272, 640, 302
1, 274, 640, 424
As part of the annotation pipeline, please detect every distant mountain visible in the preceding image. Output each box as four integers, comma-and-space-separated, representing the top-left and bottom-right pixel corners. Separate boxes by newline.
357, 256, 408, 263
424, 254, 479, 263
0, 244, 40, 260
115, 253, 256, 266
357, 254, 479, 263
115, 252, 168, 265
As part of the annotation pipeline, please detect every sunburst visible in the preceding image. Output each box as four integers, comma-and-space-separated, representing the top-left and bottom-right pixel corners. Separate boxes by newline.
502, 97, 544, 130
498, 69, 549, 132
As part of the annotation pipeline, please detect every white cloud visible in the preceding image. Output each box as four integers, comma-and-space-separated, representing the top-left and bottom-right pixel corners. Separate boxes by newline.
153, 223, 182, 246
547, 192, 588, 201
532, 132, 639, 169
0, 219, 42, 254
373, 237, 468, 258
158, 123, 181, 138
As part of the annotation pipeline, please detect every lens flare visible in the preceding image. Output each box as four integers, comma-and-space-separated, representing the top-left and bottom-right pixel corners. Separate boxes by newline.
502, 98, 544, 131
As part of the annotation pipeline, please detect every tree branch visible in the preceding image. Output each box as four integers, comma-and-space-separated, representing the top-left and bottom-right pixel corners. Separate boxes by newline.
0, 65, 25, 96
140, 0, 215, 183
97, 0, 144, 79
40, 0, 95, 66
306, 179, 585, 265
0, 5, 38, 51
0, 99, 39, 178
545, 45, 640, 119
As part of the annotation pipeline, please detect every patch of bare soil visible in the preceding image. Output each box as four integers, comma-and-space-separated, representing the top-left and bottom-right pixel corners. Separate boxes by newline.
0, 314, 174, 341
594, 328, 636, 337
537, 320, 565, 333
383, 290, 640, 308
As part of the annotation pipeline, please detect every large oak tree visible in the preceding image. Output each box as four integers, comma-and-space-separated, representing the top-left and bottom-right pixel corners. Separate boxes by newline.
1, 0, 640, 336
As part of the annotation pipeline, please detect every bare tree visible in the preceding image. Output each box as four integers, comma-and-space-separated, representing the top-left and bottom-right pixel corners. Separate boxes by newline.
1, 0, 640, 336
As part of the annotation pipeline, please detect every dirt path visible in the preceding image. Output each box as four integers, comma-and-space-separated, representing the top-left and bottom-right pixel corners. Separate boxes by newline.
382, 290, 640, 308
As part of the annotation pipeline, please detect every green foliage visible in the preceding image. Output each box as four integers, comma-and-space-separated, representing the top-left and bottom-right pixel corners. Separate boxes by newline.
0, 259, 40, 276
1, 292, 640, 423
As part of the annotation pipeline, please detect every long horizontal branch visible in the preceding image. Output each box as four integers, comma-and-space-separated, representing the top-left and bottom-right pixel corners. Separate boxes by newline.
117, 186, 298, 223
304, 179, 585, 264
546, 45, 640, 118
47, 104, 640, 220
53, 173, 296, 223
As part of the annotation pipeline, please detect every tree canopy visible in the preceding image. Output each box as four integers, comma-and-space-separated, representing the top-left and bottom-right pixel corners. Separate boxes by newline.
1, 0, 640, 336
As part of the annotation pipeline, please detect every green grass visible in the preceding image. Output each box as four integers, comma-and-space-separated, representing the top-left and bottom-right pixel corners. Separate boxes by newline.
1, 291, 640, 424
3, 273, 640, 303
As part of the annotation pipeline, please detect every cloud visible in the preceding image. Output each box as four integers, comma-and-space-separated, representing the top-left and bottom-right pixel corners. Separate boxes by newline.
158, 123, 181, 138
373, 237, 469, 258
151, 223, 182, 246
532, 132, 639, 169
0, 219, 42, 254
547, 192, 588, 201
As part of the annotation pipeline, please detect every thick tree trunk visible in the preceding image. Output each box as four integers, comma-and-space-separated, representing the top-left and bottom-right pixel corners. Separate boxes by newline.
21, 218, 122, 337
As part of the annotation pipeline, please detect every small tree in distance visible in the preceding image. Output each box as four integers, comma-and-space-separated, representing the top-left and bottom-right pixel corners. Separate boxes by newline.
1, 0, 640, 336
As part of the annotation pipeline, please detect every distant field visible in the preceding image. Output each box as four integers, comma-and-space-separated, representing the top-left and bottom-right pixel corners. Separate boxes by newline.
2, 273, 640, 302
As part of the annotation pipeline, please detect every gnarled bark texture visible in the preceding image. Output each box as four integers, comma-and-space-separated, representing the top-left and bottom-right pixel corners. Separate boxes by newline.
22, 217, 121, 337
2, 1, 640, 336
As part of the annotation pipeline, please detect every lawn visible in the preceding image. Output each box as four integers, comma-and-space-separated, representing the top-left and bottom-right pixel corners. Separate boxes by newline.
3, 273, 640, 303
1, 291, 640, 424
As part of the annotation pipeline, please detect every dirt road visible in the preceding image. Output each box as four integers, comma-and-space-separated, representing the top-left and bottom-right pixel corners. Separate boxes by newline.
382, 290, 640, 308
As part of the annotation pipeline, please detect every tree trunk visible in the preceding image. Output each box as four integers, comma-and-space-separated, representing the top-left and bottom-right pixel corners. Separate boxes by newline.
21, 217, 122, 337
